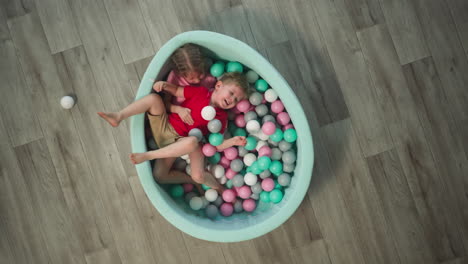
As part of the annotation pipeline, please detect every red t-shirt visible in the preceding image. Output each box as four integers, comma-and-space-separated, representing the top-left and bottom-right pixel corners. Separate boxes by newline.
168, 86, 227, 136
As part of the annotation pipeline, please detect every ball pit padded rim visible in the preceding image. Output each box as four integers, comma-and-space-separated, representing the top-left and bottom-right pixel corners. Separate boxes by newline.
130, 30, 314, 242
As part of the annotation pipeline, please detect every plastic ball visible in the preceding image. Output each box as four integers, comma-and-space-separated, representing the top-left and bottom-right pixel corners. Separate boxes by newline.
264, 89, 278, 102
260, 191, 271, 203
269, 189, 284, 203
258, 145, 272, 157
226, 179, 234, 189
202, 184, 211, 190
257, 156, 272, 171
232, 174, 244, 187
211, 164, 225, 179
255, 140, 268, 151
213, 196, 224, 207
222, 189, 237, 203
254, 131, 270, 141
208, 119, 222, 133
201, 197, 209, 209
269, 160, 283, 176
202, 143, 217, 157
259, 170, 271, 179
182, 183, 194, 193
255, 104, 269, 117
249, 92, 263, 106
283, 124, 294, 131
220, 203, 234, 217
188, 128, 203, 142
185, 165, 191, 175
250, 161, 263, 175
268, 138, 279, 147
224, 147, 238, 160
250, 193, 260, 200
234, 200, 244, 213
271, 100, 285, 113
218, 176, 227, 185
283, 163, 296, 173
225, 168, 237, 179
208, 152, 221, 164
226, 61, 243, 73
169, 185, 184, 198
233, 128, 247, 137
210, 62, 225, 77
271, 148, 282, 160
278, 141, 292, 152
244, 137, 258, 151
244, 111, 258, 123
236, 99, 251, 113
234, 114, 246, 127
230, 159, 244, 172
201, 106, 216, 121
185, 192, 197, 203
282, 151, 297, 164
205, 189, 218, 202
243, 199, 256, 212
205, 204, 219, 219
238, 146, 248, 157
283, 129, 298, 143
255, 79, 269, 92
246, 70, 259, 83
246, 120, 260, 134
270, 128, 284, 142
262, 121, 276, 135
243, 153, 257, 166
189, 197, 203, 210
276, 112, 291, 126
251, 182, 263, 194
219, 156, 231, 168
60, 96, 75, 109
238, 185, 252, 199
261, 178, 275, 192
262, 115, 276, 124
208, 133, 224, 146
278, 173, 291, 186
244, 172, 258, 186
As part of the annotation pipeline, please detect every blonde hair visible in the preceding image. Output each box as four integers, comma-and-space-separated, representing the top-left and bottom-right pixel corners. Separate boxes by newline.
171, 44, 207, 77
218, 72, 250, 97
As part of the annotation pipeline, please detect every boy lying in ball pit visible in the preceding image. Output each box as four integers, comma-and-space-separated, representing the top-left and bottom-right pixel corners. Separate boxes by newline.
98, 72, 249, 192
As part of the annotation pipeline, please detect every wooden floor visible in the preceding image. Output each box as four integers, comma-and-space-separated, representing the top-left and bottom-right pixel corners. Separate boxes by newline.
1, 0, 468, 263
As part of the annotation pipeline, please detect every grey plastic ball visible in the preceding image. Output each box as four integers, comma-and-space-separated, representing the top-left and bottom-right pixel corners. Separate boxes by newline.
259, 170, 271, 179
251, 182, 263, 194
230, 159, 244, 172
205, 204, 219, 220
278, 141, 292, 152
249, 92, 263, 106
262, 115, 276, 124
208, 119, 222, 133
213, 196, 223, 207
184, 192, 197, 203
238, 146, 248, 157
255, 104, 269, 117
232, 174, 245, 187
250, 193, 260, 200
188, 128, 203, 142
234, 200, 244, 213
278, 173, 291, 186
268, 139, 279, 147
282, 151, 297, 164
271, 148, 283, 160
244, 111, 258, 123
283, 162, 296, 173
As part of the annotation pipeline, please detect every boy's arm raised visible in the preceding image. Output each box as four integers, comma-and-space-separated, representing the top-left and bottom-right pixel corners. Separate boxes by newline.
153, 81, 184, 97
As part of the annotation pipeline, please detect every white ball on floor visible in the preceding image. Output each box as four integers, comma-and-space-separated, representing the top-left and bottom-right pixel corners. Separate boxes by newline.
60, 96, 75, 109
188, 128, 203, 142
205, 189, 218, 202
201, 106, 216, 121
246, 70, 259, 83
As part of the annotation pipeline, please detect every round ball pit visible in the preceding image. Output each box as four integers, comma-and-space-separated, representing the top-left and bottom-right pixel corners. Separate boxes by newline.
130, 31, 314, 242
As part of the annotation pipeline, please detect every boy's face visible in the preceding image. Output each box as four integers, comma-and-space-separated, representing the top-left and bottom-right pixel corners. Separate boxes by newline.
212, 81, 245, 109
184, 71, 205, 85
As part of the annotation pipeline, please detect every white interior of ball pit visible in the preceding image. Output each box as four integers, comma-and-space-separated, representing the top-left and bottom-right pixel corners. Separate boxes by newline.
131, 31, 314, 242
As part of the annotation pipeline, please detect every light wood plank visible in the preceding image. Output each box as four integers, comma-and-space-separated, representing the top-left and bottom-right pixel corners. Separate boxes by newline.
343, 0, 385, 30
34, 0, 81, 53
275, 0, 349, 126
367, 149, 437, 264
446, 0, 468, 59
220, 241, 262, 264
2, 0, 35, 18
291, 239, 332, 264
252, 227, 295, 264
312, 0, 393, 157
171, 0, 233, 32
378, 0, 430, 64
413, 0, 468, 121
183, 234, 227, 264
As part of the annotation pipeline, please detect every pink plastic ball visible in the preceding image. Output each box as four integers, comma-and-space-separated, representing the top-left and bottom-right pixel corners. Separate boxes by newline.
262, 121, 276, 135
261, 98, 267, 104
219, 156, 231, 168
225, 168, 237, 179
222, 189, 237, 203
183, 183, 194, 193
283, 124, 294, 131
247, 105, 256, 112
243, 199, 256, 212
261, 178, 275, 192
224, 147, 238, 160
277, 112, 291, 126
236, 99, 251, 113
238, 186, 252, 199
202, 144, 217, 157
258, 145, 272, 157
234, 115, 246, 127
232, 107, 241, 114
271, 100, 284, 114
220, 203, 234, 217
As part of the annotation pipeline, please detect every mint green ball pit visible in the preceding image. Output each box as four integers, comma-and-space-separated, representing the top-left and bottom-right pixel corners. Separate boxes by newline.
130, 31, 314, 242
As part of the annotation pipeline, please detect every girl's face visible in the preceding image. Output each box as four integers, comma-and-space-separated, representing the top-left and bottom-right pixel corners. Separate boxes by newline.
184, 71, 205, 85
211, 81, 245, 109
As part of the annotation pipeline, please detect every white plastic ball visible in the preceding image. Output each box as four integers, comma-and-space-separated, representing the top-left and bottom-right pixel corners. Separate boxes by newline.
282, 151, 297, 164
201, 197, 209, 209
255, 104, 269, 117
184, 192, 197, 203
246, 120, 260, 134
244, 111, 258, 123
271, 148, 282, 160
238, 146, 248, 157
201, 106, 216, 121
256, 140, 268, 151
246, 70, 259, 83
244, 172, 258, 186
219, 176, 227, 185
60, 96, 75, 109
243, 153, 257, 167
268, 138, 279, 146
208, 119, 222, 133
211, 164, 225, 179
264, 89, 278, 103
185, 165, 192, 175
188, 128, 203, 142
181, 154, 189, 160
278, 173, 291, 186
255, 131, 269, 141
205, 189, 218, 202
279, 141, 293, 152
283, 162, 296, 173
249, 92, 263, 106
189, 197, 203, 210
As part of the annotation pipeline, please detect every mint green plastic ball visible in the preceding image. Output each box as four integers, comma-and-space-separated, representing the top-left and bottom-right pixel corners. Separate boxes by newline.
202, 184, 211, 190
255, 79, 269, 92
283, 129, 297, 143
251, 161, 263, 175
260, 191, 271, 203
245, 136, 257, 151
269, 189, 283, 203
208, 152, 221, 164
209, 133, 224, 146
269, 160, 283, 176
233, 128, 247, 137
226, 61, 243, 73
257, 156, 272, 171
210, 62, 225, 77
269, 128, 284, 142
169, 185, 184, 198
226, 179, 233, 189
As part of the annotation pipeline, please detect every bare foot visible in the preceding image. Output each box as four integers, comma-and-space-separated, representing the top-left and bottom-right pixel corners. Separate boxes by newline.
129, 153, 149, 164
97, 112, 121, 127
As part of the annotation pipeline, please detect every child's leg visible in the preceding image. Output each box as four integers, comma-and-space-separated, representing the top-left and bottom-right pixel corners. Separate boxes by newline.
98, 93, 165, 127
189, 145, 224, 193
130, 136, 198, 164
153, 157, 193, 183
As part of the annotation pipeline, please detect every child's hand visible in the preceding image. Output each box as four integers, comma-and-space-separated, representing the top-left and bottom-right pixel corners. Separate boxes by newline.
230, 136, 247, 146
153, 81, 166, 92
176, 107, 194, 125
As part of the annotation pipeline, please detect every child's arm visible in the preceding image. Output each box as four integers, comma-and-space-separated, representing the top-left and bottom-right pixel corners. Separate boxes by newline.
155, 82, 194, 125
153, 81, 184, 97
216, 136, 247, 152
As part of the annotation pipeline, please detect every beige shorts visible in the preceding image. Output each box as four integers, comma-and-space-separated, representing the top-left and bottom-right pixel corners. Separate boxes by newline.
147, 112, 181, 148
